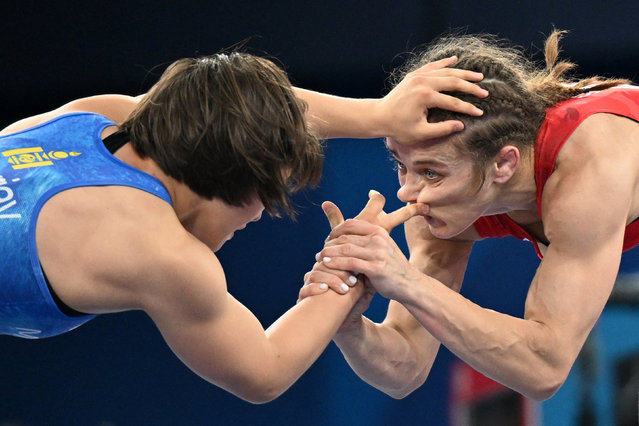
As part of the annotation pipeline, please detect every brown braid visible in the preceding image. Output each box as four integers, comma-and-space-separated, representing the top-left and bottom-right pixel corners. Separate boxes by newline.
529, 30, 630, 105
392, 30, 631, 180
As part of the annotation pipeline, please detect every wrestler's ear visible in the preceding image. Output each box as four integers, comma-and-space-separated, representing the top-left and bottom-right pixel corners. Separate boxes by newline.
493, 145, 519, 184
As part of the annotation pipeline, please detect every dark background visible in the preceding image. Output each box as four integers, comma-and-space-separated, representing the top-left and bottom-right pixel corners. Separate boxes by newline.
1, 1, 638, 425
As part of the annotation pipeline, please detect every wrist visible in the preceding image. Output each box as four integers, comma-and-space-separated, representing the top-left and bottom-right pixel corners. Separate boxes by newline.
389, 267, 426, 306
366, 98, 389, 138
333, 315, 366, 346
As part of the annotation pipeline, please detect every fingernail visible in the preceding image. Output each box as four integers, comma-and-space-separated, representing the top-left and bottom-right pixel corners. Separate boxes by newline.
319, 283, 328, 290
348, 275, 357, 285
315, 252, 320, 262
341, 283, 350, 292
323, 257, 331, 262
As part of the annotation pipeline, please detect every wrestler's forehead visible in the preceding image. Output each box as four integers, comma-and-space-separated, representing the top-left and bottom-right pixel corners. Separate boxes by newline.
385, 136, 463, 164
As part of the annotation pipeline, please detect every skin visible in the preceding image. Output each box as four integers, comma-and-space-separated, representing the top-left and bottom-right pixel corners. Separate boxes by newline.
294, 56, 488, 141
2, 95, 370, 403
1, 57, 486, 403
303, 111, 639, 401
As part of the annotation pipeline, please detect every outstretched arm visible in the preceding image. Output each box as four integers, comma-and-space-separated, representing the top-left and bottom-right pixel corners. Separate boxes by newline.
295, 57, 487, 142
144, 234, 366, 404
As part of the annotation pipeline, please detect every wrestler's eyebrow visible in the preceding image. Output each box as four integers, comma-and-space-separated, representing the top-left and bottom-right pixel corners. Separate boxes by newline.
413, 158, 448, 168
386, 147, 410, 165
386, 147, 447, 168
386, 146, 399, 158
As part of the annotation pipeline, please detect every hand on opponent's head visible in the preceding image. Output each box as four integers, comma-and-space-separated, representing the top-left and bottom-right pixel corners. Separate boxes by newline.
380, 56, 488, 145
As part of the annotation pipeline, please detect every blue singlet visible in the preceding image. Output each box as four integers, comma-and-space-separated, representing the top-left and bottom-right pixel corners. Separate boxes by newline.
0, 113, 172, 338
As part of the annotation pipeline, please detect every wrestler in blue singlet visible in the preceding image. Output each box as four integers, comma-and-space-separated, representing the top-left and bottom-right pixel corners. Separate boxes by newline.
0, 113, 171, 338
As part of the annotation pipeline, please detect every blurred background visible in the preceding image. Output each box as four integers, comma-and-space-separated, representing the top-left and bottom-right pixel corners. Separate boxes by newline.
1, 1, 639, 425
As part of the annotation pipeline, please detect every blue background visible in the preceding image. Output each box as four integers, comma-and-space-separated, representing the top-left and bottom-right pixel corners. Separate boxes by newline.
1, 1, 639, 425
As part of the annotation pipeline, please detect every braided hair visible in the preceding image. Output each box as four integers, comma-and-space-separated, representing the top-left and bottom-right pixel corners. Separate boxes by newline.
392, 30, 630, 181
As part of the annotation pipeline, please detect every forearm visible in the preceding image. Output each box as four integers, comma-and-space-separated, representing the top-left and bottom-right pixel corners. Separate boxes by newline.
332, 306, 441, 398
327, 232, 472, 397
165, 285, 364, 404
258, 287, 363, 399
294, 88, 385, 139
399, 275, 571, 400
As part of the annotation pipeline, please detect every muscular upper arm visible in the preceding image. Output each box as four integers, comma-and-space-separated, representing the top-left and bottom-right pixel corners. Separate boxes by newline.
523, 114, 635, 362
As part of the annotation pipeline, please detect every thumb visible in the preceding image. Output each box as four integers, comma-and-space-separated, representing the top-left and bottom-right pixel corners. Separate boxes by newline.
322, 201, 345, 230
354, 190, 386, 222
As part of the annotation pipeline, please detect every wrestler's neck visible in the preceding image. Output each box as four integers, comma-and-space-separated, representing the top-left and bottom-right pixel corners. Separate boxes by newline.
113, 144, 222, 228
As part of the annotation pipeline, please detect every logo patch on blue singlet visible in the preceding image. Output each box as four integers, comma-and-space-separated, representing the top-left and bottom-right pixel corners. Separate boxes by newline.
2, 147, 82, 170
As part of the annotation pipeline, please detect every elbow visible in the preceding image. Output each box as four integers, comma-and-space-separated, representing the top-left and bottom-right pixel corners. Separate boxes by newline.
209, 355, 296, 404
381, 365, 430, 400
524, 383, 562, 402
228, 368, 296, 404
520, 365, 569, 402
385, 387, 418, 400
525, 375, 565, 402
234, 381, 288, 405
516, 326, 574, 401
240, 394, 279, 405
236, 389, 282, 405
384, 377, 425, 399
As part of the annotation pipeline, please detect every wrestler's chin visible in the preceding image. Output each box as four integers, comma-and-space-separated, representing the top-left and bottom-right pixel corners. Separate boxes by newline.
425, 216, 466, 240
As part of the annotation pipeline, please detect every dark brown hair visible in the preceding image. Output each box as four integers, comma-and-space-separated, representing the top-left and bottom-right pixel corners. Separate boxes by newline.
393, 30, 631, 178
121, 52, 323, 217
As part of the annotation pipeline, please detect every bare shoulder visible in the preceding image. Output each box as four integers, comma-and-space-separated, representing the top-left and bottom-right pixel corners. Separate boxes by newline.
560, 113, 639, 164
542, 113, 638, 249
57, 94, 141, 124
37, 186, 227, 317
1, 94, 141, 136
552, 112, 639, 202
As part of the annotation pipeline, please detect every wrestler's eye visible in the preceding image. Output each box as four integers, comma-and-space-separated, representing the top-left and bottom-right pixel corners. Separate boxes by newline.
390, 157, 406, 172
422, 169, 440, 180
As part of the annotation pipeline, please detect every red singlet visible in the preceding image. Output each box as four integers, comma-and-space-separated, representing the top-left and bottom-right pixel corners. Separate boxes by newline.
473, 86, 639, 258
